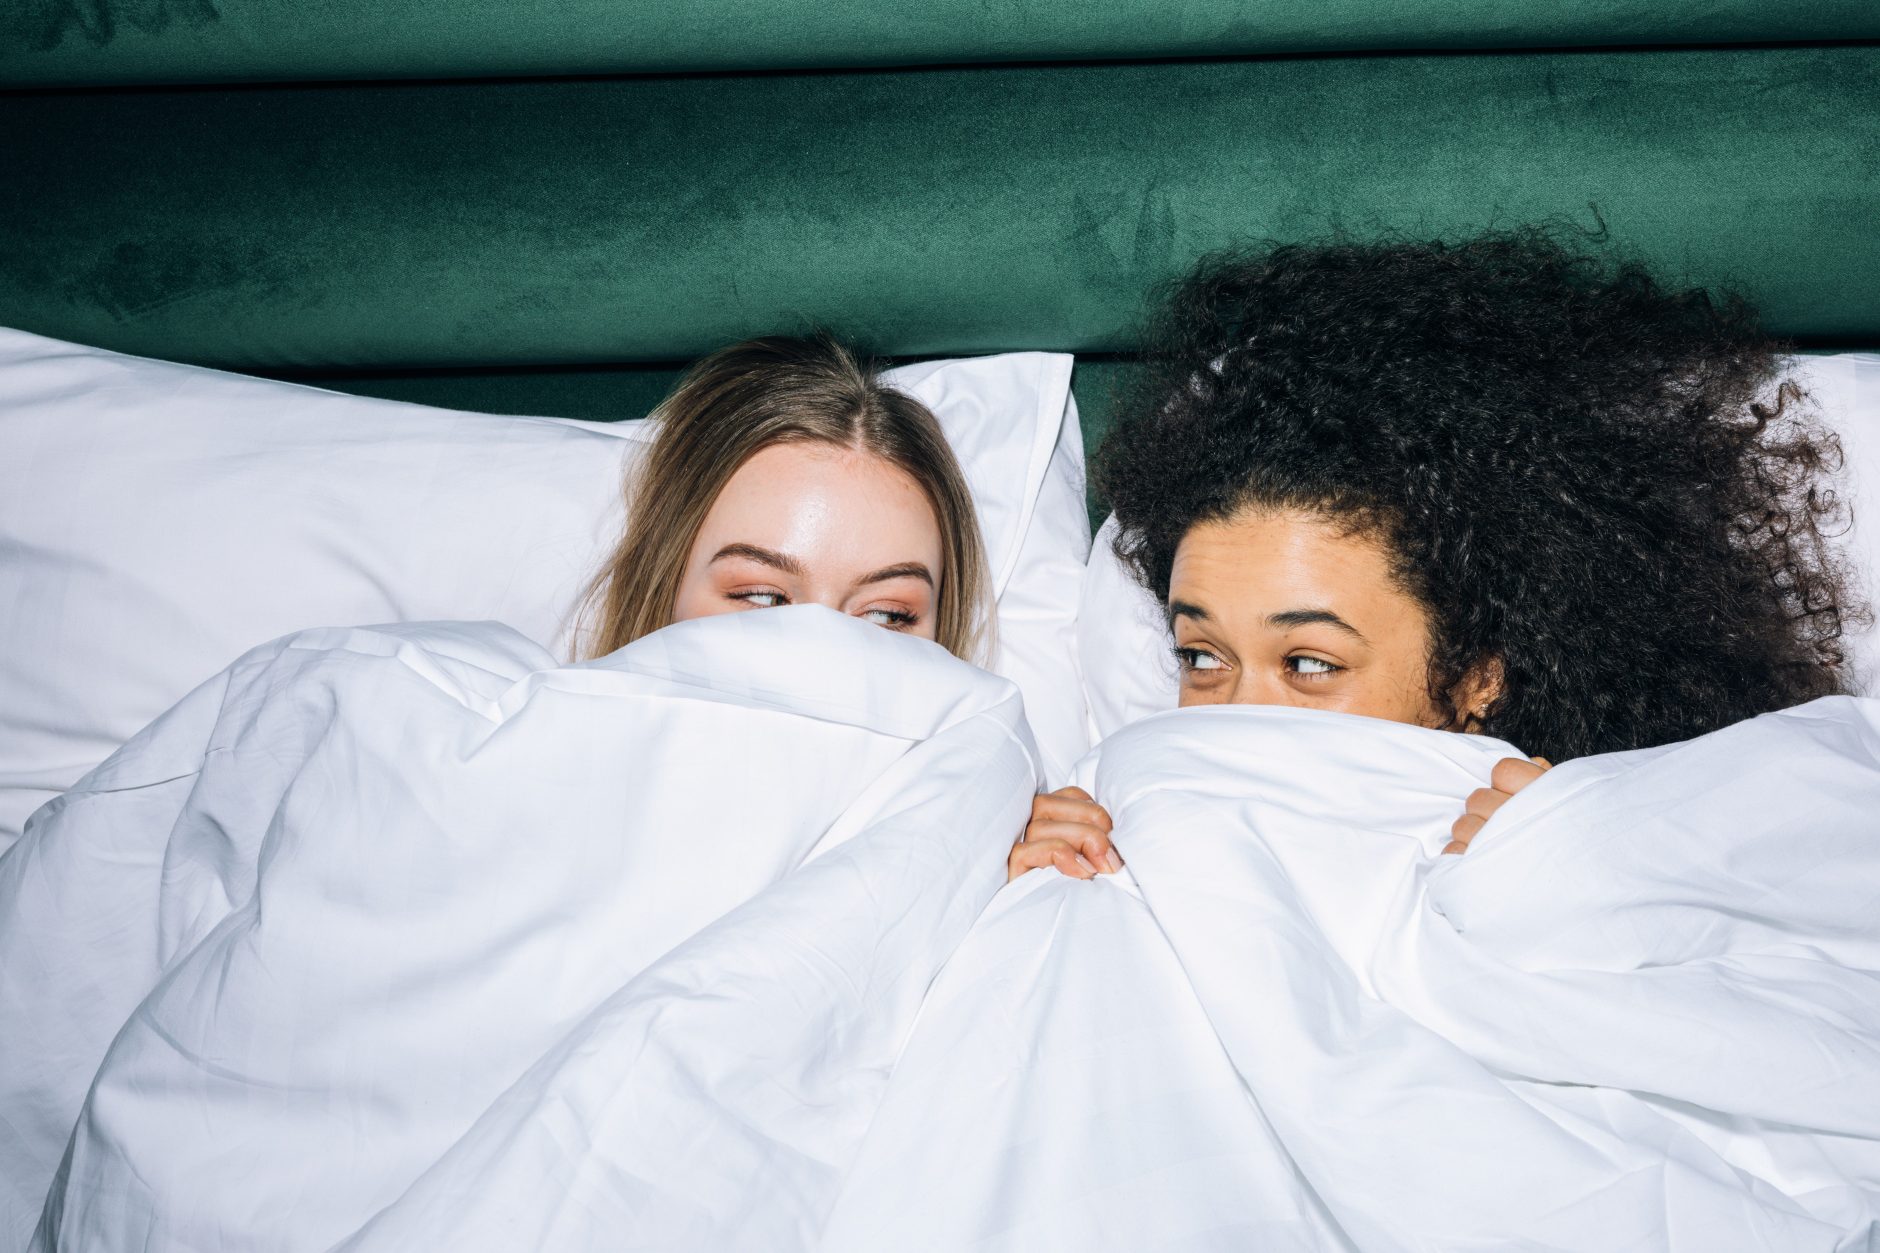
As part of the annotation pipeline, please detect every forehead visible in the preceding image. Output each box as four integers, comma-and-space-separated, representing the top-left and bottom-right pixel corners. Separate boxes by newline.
1169, 508, 1403, 619
696, 442, 941, 559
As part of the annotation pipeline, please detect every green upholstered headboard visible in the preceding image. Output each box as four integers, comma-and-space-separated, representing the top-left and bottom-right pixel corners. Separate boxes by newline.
8, 2, 1879, 83
4, 4, 1878, 484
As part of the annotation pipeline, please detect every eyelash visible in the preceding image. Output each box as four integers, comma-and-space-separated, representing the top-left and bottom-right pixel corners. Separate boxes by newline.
1286, 655, 1343, 680
1172, 647, 1345, 680
1173, 646, 1225, 674
730, 591, 918, 629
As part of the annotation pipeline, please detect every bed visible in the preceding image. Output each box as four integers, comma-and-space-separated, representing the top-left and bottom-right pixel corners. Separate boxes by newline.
5, 7, 1880, 1251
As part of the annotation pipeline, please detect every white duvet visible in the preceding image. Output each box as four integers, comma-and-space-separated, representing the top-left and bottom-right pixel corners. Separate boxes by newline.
0, 608, 1038, 1251
3, 613, 1877, 1252
827, 703, 1880, 1252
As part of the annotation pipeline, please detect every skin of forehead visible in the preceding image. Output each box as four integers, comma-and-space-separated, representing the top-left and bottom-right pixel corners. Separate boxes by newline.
676, 443, 944, 627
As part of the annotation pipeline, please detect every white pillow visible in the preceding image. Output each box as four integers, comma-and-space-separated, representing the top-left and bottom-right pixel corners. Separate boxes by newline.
1076, 352, 1880, 743
1076, 514, 1180, 743
0, 329, 1090, 848
883, 357, 1092, 787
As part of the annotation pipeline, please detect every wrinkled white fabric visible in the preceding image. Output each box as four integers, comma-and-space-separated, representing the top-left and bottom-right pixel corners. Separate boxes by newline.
8, 630, 1878, 1252
827, 701, 1880, 1252
0, 607, 1037, 1251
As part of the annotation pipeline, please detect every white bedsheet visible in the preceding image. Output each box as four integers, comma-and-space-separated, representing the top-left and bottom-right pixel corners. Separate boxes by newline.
827, 702, 1880, 1252
6, 621, 1877, 1252
0, 607, 1037, 1251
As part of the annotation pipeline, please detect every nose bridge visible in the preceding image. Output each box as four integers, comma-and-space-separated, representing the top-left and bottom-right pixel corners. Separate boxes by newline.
1229, 668, 1285, 709
804, 581, 846, 612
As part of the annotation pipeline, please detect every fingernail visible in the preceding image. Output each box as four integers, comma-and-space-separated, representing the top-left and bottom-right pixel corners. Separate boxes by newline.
1104, 850, 1123, 874
1075, 854, 1097, 876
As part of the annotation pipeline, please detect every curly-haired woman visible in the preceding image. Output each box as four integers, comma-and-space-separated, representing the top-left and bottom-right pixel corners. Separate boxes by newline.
1013, 228, 1859, 877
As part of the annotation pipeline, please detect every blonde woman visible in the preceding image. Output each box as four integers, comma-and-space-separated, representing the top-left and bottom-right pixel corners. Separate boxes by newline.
580, 333, 992, 660
585, 333, 1120, 885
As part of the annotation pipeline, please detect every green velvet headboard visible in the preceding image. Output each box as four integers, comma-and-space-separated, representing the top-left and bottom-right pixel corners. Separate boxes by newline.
4, 3, 1877, 466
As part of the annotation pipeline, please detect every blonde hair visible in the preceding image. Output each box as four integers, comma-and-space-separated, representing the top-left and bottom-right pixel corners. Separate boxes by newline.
579, 334, 993, 663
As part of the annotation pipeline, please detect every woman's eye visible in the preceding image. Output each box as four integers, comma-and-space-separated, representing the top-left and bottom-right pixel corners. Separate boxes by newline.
1286, 655, 1342, 677
1174, 646, 1227, 674
731, 590, 787, 609
860, 607, 916, 628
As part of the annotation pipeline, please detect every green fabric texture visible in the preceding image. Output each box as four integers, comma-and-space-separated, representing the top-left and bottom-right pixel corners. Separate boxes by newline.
298, 365, 692, 427
5, 0, 1878, 85
4, 47, 1878, 370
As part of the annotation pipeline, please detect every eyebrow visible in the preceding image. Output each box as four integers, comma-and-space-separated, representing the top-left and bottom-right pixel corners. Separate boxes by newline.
1167, 600, 1369, 644
1267, 608, 1369, 643
711, 545, 934, 590
856, 562, 935, 589
710, 543, 806, 577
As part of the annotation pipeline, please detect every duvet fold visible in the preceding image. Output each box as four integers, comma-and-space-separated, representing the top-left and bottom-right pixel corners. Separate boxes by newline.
0, 607, 1036, 1252
4, 617, 1877, 1252
826, 702, 1880, 1251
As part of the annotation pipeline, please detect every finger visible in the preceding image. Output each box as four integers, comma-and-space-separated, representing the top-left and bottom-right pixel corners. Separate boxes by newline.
1029, 792, 1114, 832
1009, 838, 1061, 868
1006, 840, 1061, 882
1464, 786, 1508, 822
1034, 818, 1123, 873
1067, 824, 1124, 875
1008, 838, 1085, 882
1490, 756, 1549, 794
1446, 813, 1486, 854
1030, 793, 1112, 835
1025, 821, 1122, 872
1011, 836, 1097, 880
1048, 842, 1098, 879
1530, 756, 1553, 769
1025, 819, 1111, 850
1054, 786, 1095, 803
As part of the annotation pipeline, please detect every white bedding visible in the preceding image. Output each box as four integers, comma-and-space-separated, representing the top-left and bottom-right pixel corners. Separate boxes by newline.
827, 702, 1880, 1251
5, 617, 1877, 1251
0, 330, 1092, 850
0, 608, 1038, 1250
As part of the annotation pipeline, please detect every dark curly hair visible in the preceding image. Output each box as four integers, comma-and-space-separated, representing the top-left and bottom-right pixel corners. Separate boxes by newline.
1096, 229, 1857, 761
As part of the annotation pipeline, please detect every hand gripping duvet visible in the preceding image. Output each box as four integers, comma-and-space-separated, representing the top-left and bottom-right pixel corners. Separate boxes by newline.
0, 607, 1038, 1252
822, 701, 1880, 1253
